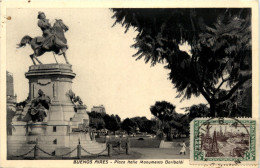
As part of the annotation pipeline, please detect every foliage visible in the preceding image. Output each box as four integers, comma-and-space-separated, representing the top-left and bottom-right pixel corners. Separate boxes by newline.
185, 104, 210, 121
131, 116, 156, 134
112, 8, 252, 117
216, 80, 252, 117
115, 114, 121, 123
89, 117, 105, 130
150, 101, 189, 138
143, 119, 157, 134
88, 111, 105, 130
103, 114, 121, 133
7, 107, 16, 135
88, 111, 103, 118
121, 118, 137, 134
88, 111, 121, 133
150, 101, 177, 121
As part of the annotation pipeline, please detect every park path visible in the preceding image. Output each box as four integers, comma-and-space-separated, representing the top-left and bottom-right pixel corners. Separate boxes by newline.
131, 147, 189, 159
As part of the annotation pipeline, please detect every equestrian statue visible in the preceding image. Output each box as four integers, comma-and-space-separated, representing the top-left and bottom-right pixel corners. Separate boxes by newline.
18, 12, 70, 65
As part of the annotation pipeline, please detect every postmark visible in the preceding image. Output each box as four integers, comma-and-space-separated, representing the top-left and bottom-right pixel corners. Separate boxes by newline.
190, 118, 258, 165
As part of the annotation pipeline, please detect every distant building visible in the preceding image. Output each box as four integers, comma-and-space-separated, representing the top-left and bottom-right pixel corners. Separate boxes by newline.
91, 105, 106, 114
6, 71, 17, 136
6, 71, 17, 107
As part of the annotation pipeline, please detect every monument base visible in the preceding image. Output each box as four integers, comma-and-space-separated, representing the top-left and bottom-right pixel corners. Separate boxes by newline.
8, 64, 106, 158
27, 122, 47, 136
7, 133, 107, 158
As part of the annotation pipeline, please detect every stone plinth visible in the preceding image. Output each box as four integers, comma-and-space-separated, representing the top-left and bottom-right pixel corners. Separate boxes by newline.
27, 122, 47, 135
11, 121, 27, 136
24, 64, 76, 122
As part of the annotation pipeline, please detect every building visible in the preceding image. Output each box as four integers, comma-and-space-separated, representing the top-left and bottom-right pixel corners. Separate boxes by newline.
6, 71, 17, 136
91, 105, 106, 114
6, 71, 17, 108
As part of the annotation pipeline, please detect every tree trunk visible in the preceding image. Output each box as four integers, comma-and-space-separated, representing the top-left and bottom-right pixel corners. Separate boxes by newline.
210, 102, 216, 117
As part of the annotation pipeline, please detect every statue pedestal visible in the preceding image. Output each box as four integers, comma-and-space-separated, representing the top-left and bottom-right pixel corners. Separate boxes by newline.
11, 121, 27, 136
25, 64, 76, 122
27, 122, 47, 136
8, 64, 106, 158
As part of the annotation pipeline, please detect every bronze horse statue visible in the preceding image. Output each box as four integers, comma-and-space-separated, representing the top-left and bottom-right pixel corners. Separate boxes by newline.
17, 19, 70, 65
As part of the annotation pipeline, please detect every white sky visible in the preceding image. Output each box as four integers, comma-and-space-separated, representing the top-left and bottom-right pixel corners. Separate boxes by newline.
6, 8, 206, 120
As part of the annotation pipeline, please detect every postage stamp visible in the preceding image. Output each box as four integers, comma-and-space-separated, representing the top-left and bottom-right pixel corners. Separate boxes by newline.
190, 118, 258, 165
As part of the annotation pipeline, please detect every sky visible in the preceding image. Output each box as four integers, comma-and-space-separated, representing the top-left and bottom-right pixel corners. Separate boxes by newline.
6, 8, 206, 120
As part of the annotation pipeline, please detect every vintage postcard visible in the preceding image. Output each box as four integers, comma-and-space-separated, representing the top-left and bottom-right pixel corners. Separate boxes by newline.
0, 0, 259, 168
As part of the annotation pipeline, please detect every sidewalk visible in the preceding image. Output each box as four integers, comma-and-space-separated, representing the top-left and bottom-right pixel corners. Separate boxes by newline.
131, 147, 189, 159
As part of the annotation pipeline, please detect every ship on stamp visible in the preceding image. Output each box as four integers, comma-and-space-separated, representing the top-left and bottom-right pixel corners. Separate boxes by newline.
190, 118, 257, 164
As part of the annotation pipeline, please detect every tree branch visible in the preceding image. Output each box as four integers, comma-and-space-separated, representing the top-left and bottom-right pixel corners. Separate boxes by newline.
215, 77, 230, 94
216, 73, 251, 103
166, 53, 212, 103
176, 72, 212, 103
203, 85, 215, 98
199, 86, 212, 103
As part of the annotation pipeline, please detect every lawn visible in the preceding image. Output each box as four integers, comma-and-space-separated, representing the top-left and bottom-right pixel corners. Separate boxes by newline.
96, 137, 161, 148
96, 137, 189, 148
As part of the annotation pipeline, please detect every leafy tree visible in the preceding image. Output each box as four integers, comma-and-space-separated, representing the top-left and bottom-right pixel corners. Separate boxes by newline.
103, 114, 120, 134
150, 101, 180, 139
88, 111, 105, 130
89, 117, 105, 130
216, 80, 252, 117
115, 114, 121, 123
150, 101, 177, 123
131, 117, 144, 131
131, 116, 156, 134
121, 118, 137, 135
112, 8, 251, 117
7, 107, 16, 135
173, 103, 210, 136
88, 111, 103, 118
143, 119, 156, 134
88, 112, 121, 134
184, 104, 210, 121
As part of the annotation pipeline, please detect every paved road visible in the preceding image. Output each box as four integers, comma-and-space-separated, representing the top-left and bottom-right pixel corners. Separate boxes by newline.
131, 147, 190, 159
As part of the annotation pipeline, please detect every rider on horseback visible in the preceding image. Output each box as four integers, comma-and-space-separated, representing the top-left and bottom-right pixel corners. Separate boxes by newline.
37, 12, 67, 55
18, 12, 70, 65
